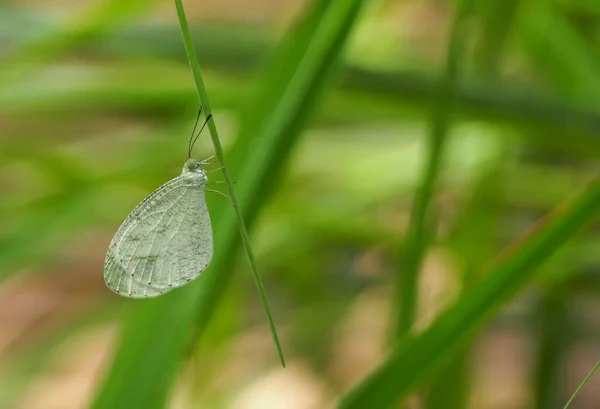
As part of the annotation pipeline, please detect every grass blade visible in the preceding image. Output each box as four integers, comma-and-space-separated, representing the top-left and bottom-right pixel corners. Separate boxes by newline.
396, 0, 473, 336
518, 2, 600, 101
533, 288, 571, 409
174, 0, 285, 368
186, 0, 365, 348
90, 1, 364, 408
339, 178, 600, 408
564, 359, 600, 409
473, 0, 519, 73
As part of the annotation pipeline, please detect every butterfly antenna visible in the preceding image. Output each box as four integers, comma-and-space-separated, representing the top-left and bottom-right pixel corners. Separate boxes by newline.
188, 107, 203, 159
189, 113, 213, 159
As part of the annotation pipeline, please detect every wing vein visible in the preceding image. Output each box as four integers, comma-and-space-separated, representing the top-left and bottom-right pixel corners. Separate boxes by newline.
125, 188, 188, 285
104, 178, 183, 286
144, 189, 189, 289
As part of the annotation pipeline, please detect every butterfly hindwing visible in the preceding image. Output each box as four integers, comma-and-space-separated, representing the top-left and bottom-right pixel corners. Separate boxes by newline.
104, 176, 213, 298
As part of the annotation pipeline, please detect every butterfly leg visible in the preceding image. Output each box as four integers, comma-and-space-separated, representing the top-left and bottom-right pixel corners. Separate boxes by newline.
200, 154, 218, 164
205, 188, 232, 203
205, 166, 225, 173
207, 180, 237, 185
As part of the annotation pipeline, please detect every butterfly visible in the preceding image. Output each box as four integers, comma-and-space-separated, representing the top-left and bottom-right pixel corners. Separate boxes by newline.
104, 111, 216, 298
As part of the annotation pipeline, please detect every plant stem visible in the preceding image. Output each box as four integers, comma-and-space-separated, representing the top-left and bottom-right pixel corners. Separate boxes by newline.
396, 0, 473, 337
174, 0, 285, 367
564, 359, 600, 409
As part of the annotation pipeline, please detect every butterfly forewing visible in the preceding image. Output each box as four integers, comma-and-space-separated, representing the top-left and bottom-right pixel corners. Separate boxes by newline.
104, 171, 213, 298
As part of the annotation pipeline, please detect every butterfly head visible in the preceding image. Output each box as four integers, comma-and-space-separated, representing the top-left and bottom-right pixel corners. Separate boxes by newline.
182, 158, 207, 184
185, 158, 201, 171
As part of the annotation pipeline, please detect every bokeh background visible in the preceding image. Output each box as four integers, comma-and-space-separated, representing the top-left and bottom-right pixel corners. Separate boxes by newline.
3, 0, 600, 408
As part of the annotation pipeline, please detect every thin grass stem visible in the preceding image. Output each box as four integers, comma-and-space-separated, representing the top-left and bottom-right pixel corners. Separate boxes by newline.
174, 0, 285, 367
396, 0, 474, 337
563, 359, 600, 409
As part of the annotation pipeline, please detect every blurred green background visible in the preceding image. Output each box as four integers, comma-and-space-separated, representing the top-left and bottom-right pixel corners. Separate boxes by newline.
3, 0, 600, 408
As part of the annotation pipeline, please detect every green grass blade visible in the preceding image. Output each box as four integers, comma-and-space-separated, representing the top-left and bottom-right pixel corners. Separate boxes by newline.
518, 2, 600, 101
396, 0, 473, 337
473, 0, 519, 73
564, 359, 600, 409
90, 1, 364, 409
0, 192, 96, 280
188, 0, 365, 346
423, 352, 469, 409
174, 0, 285, 368
533, 288, 570, 409
425, 156, 506, 409
339, 179, 600, 408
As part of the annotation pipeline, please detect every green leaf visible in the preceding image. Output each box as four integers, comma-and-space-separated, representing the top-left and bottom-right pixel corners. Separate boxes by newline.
339, 179, 600, 408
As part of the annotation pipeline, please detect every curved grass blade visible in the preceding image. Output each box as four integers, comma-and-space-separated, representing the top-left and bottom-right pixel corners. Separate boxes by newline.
339, 178, 600, 408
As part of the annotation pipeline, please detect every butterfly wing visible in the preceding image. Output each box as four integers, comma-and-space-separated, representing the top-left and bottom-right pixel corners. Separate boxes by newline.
104, 176, 213, 298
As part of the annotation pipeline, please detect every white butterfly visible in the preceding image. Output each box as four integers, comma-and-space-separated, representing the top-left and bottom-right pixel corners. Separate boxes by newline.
104, 112, 215, 298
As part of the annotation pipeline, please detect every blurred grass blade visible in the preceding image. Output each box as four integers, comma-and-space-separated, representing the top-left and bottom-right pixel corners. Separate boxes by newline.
339, 179, 600, 408
534, 288, 571, 409
174, 0, 285, 368
473, 0, 518, 73
424, 160, 506, 409
423, 353, 468, 409
563, 359, 600, 409
0, 0, 161, 91
0, 192, 95, 280
90, 1, 364, 409
396, 0, 473, 337
518, 2, 600, 101
189, 0, 364, 341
